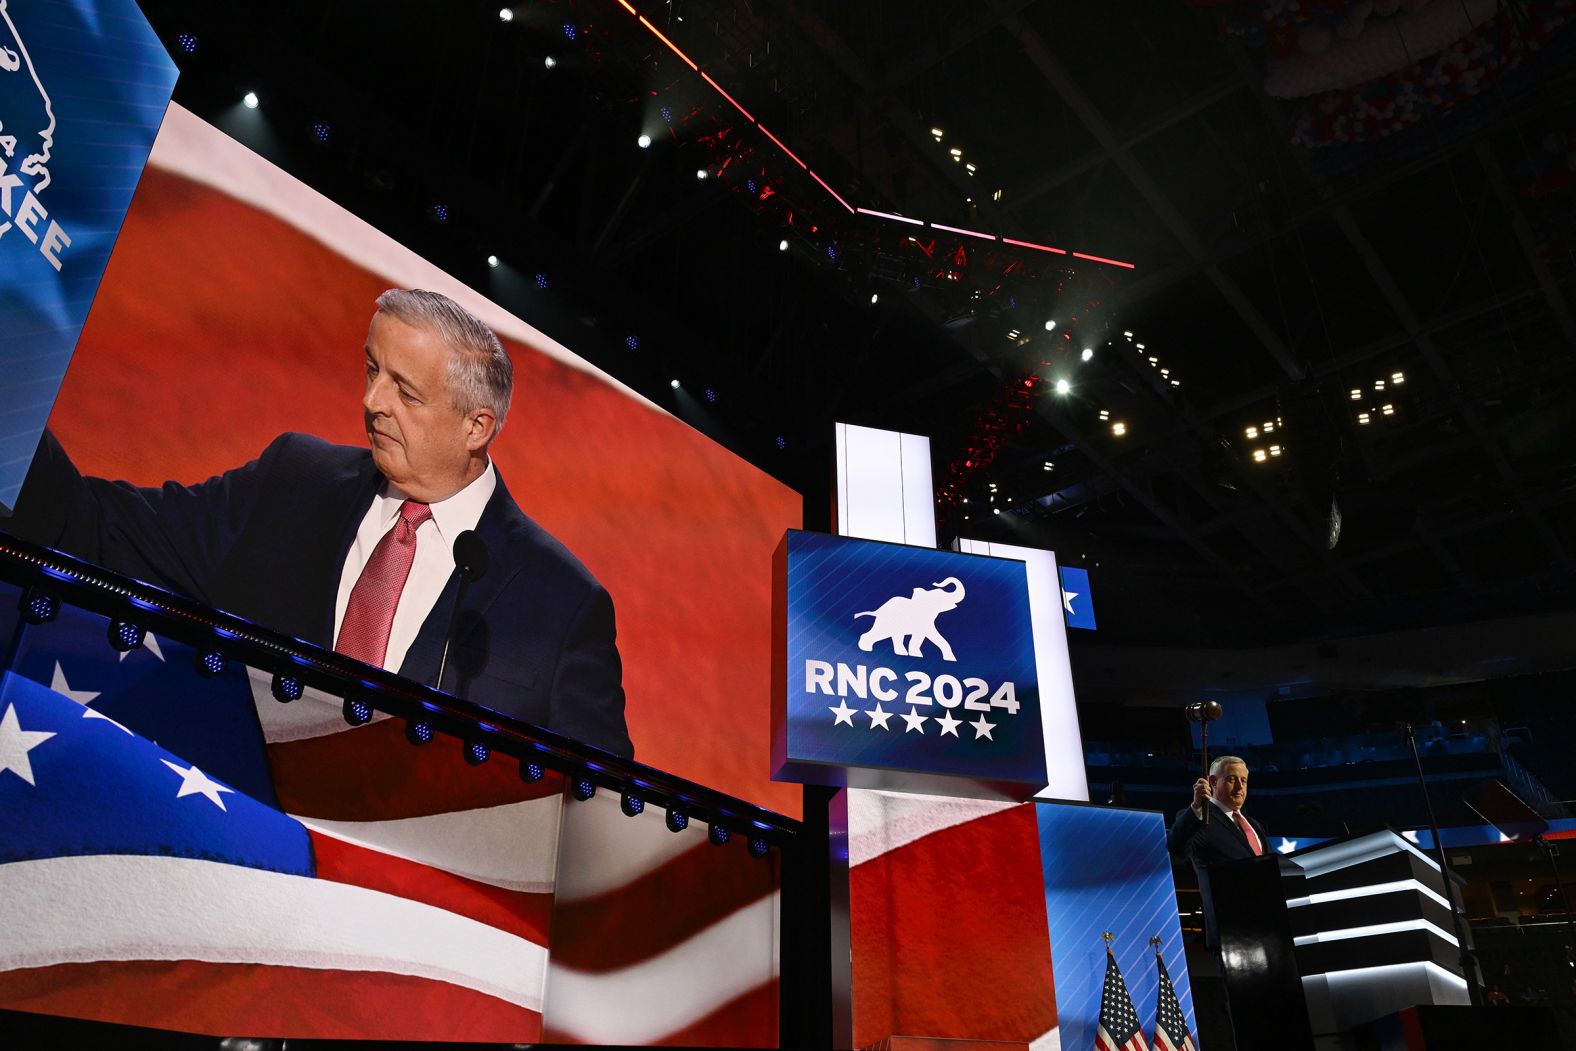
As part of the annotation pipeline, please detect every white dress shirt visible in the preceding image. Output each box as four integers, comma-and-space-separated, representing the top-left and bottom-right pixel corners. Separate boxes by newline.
333, 462, 496, 674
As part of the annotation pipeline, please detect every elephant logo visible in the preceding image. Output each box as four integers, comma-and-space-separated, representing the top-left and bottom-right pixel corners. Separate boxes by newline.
0, 0, 57, 193
854, 576, 965, 662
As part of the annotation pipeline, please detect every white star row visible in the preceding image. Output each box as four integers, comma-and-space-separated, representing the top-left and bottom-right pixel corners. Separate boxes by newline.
828, 700, 997, 740
0, 669, 236, 813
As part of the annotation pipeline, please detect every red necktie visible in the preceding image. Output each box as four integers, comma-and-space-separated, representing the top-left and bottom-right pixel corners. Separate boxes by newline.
335, 499, 432, 667
1234, 810, 1262, 856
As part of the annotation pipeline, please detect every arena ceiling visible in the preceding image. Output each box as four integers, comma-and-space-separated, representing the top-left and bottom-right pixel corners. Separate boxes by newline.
138, 0, 1576, 646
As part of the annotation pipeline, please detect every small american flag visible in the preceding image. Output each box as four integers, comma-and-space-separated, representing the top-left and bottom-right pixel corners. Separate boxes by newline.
1096, 944, 1150, 1051
1151, 946, 1197, 1051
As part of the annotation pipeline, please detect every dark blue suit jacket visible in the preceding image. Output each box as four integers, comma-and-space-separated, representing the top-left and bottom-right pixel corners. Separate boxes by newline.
16, 430, 632, 757
1168, 802, 1269, 946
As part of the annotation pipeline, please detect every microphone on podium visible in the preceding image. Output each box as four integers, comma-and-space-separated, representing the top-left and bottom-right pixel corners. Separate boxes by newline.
433, 530, 489, 695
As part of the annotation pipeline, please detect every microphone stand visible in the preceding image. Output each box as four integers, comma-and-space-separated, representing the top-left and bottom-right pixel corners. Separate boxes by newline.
1401, 721, 1482, 1005
432, 570, 474, 693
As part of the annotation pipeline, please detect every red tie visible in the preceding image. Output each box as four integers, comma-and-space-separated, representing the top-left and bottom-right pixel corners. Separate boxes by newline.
1234, 810, 1262, 856
335, 499, 432, 667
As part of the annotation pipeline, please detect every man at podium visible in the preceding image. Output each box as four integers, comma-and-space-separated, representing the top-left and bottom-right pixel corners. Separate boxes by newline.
1168, 755, 1267, 945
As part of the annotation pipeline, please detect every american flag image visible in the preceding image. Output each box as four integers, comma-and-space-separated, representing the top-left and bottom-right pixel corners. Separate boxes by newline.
0, 613, 779, 1044
1150, 946, 1197, 1051
1095, 943, 1149, 1051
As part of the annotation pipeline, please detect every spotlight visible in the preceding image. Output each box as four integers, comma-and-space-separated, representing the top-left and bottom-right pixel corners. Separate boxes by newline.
665, 807, 689, 833
993, 507, 1001, 516
775, 436, 787, 450
1374, 379, 1386, 390
1269, 445, 1282, 456
949, 147, 962, 157
620, 791, 645, 817
543, 55, 557, 69
312, 123, 330, 143
20, 587, 58, 625
107, 619, 144, 652
1044, 320, 1057, 332
271, 673, 303, 703
405, 719, 434, 746
242, 91, 259, 110
930, 127, 944, 139
571, 777, 596, 801
1122, 330, 1133, 338
195, 650, 225, 677
660, 105, 673, 123
1382, 403, 1395, 415
708, 823, 730, 846
1392, 372, 1406, 384
637, 133, 652, 149
1054, 379, 1070, 395
869, 293, 879, 305
1043, 461, 1054, 471
343, 695, 373, 726
704, 387, 717, 403
1253, 449, 1268, 463
625, 335, 639, 351
1112, 421, 1127, 437
1357, 412, 1371, 425
1350, 389, 1362, 400
1245, 426, 1258, 439
1081, 347, 1093, 362
498, 7, 514, 22
748, 835, 769, 858
535, 273, 548, 289
433, 203, 449, 222
176, 32, 197, 53
520, 759, 545, 783
778, 239, 789, 252
696, 168, 709, 180
464, 739, 490, 765
562, 23, 578, 41
487, 254, 500, 268
670, 378, 681, 389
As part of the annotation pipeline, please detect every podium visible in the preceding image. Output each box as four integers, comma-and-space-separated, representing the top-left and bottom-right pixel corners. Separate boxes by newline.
1284, 831, 1472, 1035
1210, 854, 1316, 1051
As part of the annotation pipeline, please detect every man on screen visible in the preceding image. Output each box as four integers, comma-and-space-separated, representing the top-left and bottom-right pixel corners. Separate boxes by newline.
1167, 755, 1266, 945
14, 289, 632, 757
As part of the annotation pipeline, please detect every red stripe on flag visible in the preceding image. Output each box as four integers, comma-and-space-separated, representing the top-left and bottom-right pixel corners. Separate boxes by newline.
267, 721, 564, 820
549, 842, 779, 971
0, 961, 542, 1041
850, 804, 1055, 1046
307, 830, 554, 946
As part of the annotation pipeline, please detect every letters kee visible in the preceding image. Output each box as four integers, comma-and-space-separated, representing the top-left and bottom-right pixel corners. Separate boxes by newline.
0, 156, 67, 269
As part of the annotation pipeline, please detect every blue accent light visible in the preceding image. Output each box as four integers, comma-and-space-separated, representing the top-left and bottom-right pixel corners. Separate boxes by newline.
660, 105, 673, 124
746, 178, 757, 194
107, 619, 144, 652
775, 436, 787, 450
626, 335, 639, 351
520, 760, 545, 783
196, 650, 225, 677
176, 32, 197, 53
343, 696, 374, 726
665, 807, 689, 833
708, 823, 730, 846
562, 23, 577, 40
21, 588, 58, 625
535, 273, 549, 290
827, 245, 837, 260
312, 123, 330, 143
433, 203, 449, 221
704, 387, 717, 403
405, 720, 433, 746
464, 739, 490, 766
620, 791, 644, 817
571, 778, 596, 801
748, 835, 769, 858
271, 673, 303, 703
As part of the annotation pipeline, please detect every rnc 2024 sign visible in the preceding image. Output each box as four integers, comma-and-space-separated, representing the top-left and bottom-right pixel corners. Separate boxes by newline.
772, 530, 1045, 791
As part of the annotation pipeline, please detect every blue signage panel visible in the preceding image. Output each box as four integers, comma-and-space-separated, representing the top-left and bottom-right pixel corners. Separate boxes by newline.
0, 0, 177, 510
1058, 565, 1096, 630
773, 530, 1045, 791
1039, 803, 1196, 1051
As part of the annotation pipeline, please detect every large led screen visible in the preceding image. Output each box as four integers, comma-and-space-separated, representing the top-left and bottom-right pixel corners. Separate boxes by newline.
10, 102, 803, 818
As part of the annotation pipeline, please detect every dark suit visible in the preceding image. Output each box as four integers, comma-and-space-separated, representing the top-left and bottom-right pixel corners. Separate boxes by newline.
1168, 801, 1269, 946
14, 430, 632, 757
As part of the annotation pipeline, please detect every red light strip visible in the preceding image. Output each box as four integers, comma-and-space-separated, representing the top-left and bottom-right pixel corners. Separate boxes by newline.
809, 170, 854, 213
931, 222, 996, 241
612, 1, 1136, 270
856, 206, 923, 225
1071, 251, 1136, 270
638, 15, 697, 71
1002, 236, 1068, 255
701, 72, 755, 123
758, 124, 806, 169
